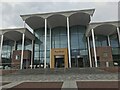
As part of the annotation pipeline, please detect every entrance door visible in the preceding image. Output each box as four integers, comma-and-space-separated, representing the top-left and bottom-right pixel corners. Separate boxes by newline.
54, 55, 64, 68
78, 57, 84, 67
71, 56, 84, 68
23, 59, 29, 69
71, 57, 76, 67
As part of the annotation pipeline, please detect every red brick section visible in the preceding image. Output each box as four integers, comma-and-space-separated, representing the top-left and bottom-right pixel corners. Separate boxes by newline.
12, 50, 31, 69
77, 81, 119, 90
0, 70, 17, 75
91, 46, 113, 67
6, 82, 63, 90
99, 67, 120, 73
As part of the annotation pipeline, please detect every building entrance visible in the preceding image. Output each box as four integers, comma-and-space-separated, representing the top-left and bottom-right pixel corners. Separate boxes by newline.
77, 57, 84, 67
71, 56, 84, 67
23, 59, 30, 69
54, 55, 64, 68
51, 48, 68, 68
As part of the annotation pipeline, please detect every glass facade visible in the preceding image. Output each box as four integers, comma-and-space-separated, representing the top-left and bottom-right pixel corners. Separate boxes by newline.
34, 28, 50, 66
90, 35, 108, 48
51, 27, 67, 48
110, 33, 120, 66
17, 39, 32, 51
2, 40, 13, 64
70, 25, 89, 67
95, 35, 108, 47
33, 25, 120, 68
34, 25, 89, 68
1, 38, 32, 68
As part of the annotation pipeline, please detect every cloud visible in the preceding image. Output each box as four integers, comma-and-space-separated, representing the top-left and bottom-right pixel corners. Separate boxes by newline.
91, 2, 118, 22
1, 0, 119, 2
0, 2, 119, 29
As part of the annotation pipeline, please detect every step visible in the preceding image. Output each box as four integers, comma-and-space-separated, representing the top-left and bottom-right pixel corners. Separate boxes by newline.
10, 68, 110, 75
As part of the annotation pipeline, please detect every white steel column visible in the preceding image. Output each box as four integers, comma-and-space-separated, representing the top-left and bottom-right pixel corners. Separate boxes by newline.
117, 27, 120, 45
67, 17, 71, 68
14, 41, 17, 50
44, 18, 47, 68
107, 35, 111, 46
50, 28, 52, 50
91, 29, 98, 67
0, 35, 4, 62
20, 33, 25, 69
31, 40, 34, 69
50, 28, 52, 68
87, 37, 92, 67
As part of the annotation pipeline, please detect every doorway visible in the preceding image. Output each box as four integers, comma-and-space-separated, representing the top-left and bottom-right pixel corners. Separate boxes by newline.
23, 59, 30, 69
71, 57, 76, 67
78, 57, 84, 67
54, 55, 64, 68
51, 48, 68, 68
71, 56, 84, 68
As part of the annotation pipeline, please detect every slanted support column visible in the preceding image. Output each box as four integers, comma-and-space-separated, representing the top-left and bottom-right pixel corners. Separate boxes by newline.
44, 18, 47, 68
117, 27, 120, 45
20, 33, 25, 69
91, 29, 98, 67
67, 17, 71, 68
0, 35, 4, 62
87, 37, 92, 67
107, 35, 111, 46
31, 40, 34, 69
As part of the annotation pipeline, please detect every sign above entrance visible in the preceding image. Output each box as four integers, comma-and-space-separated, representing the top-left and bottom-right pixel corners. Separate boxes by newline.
54, 50, 64, 54
52, 48, 67, 55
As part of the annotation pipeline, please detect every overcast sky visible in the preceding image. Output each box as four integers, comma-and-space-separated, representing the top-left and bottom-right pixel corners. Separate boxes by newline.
0, 0, 119, 29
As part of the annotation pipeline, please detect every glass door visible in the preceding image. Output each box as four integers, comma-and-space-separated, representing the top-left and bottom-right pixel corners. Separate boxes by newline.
77, 57, 84, 67
54, 55, 64, 68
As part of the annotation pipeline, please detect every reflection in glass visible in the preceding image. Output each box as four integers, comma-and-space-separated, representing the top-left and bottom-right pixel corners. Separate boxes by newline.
70, 25, 88, 67
51, 27, 67, 48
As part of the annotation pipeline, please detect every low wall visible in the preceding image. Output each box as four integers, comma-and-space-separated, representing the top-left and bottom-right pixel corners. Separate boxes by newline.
0, 69, 17, 75
99, 67, 120, 73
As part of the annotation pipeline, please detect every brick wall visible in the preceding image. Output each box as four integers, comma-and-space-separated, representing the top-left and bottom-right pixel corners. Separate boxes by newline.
91, 46, 113, 67
12, 50, 31, 69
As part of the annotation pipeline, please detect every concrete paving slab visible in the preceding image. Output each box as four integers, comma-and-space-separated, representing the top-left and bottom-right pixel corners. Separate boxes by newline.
61, 80, 78, 90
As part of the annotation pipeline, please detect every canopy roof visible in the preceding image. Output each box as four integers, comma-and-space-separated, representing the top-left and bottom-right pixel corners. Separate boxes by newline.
20, 9, 95, 30
0, 28, 36, 41
86, 21, 120, 37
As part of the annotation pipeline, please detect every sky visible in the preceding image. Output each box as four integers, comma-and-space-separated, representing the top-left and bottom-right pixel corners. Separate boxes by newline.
0, 0, 119, 29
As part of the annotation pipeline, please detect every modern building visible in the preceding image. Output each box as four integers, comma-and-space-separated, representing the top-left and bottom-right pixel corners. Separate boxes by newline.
0, 9, 120, 69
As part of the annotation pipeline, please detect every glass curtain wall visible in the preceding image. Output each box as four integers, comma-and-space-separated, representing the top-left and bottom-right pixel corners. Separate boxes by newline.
17, 39, 32, 50
90, 35, 108, 48
34, 28, 50, 67
25, 39, 32, 51
2, 40, 13, 67
110, 32, 120, 66
70, 25, 88, 68
17, 40, 22, 50
51, 26, 67, 48
95, 35, 108, 47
